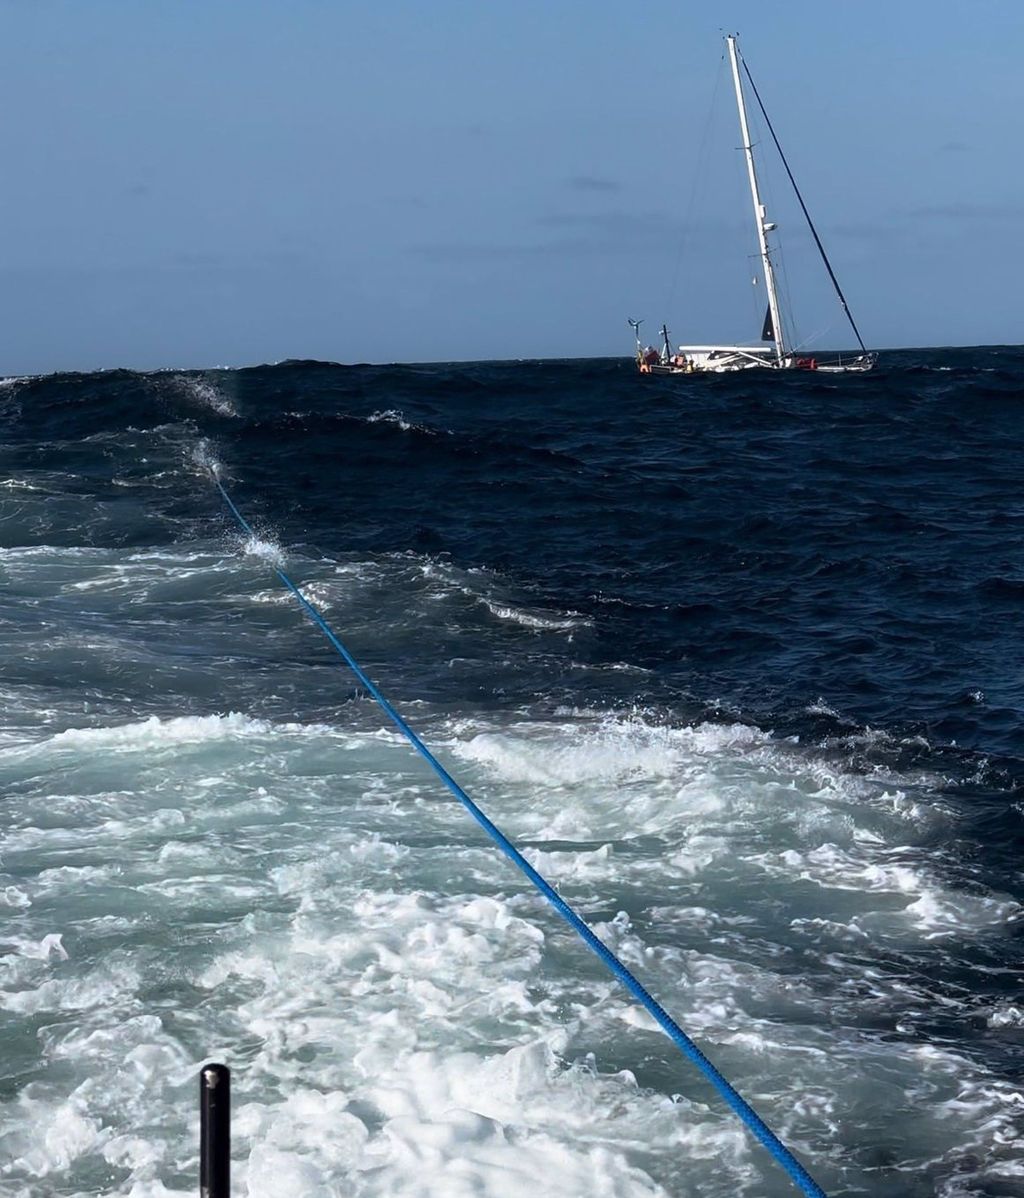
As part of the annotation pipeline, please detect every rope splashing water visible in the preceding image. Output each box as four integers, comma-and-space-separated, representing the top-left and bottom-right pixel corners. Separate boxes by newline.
210, 470, 829, 1198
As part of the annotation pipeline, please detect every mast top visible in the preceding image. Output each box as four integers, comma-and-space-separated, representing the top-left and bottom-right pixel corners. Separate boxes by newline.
726, 32, 786, 361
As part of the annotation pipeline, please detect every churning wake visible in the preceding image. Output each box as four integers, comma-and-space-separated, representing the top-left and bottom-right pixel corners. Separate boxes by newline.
1, 352, 1023, 1197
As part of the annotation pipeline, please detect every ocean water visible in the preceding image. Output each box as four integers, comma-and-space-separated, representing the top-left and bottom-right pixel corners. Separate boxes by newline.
1, 349, 1022, 1197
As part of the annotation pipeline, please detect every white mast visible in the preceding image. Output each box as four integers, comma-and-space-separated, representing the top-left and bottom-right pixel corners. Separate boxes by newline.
726, 34, 785, 364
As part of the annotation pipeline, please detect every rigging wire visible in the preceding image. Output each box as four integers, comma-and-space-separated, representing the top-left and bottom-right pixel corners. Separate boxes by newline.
663, 52, 727, 323
740, 55, 869, 354
790, 320, 838, 353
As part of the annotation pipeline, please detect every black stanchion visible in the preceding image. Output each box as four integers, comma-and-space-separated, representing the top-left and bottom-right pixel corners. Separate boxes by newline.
199, 1063, 230, 1198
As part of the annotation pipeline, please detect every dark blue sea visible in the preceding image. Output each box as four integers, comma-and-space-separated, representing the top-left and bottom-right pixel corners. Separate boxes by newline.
1, 348, 1022, 1197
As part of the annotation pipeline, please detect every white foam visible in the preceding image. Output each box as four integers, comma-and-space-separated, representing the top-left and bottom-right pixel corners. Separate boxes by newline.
0, 477, 45, 491
172, 374, 237, 416
366, 409, 434, 434
190, 439, 223, 479
1, 932, 69, 961
46, 712, 271, 750
1, 698, 1019, 1195
452, 716, 767, 790
987, 1005, 1024, 1028
252, 580, 332, 609
1, 959, 141, 1015
31, 712, 336, 755
523, 842, 614, 882
9, 1103, 105, 1177
481, 599, 588, 632
904, 887, 1020, 939
242, 534, 287, 569
412, 557, 589, 634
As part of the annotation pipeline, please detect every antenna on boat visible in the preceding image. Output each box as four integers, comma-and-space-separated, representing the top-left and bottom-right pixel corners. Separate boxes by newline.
628, 318, 644, 354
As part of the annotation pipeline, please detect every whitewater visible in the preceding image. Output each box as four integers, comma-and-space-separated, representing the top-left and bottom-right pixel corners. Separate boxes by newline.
1, 353, 1022, 1197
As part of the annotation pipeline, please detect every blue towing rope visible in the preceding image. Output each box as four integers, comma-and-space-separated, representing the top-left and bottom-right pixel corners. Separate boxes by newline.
213, 473, 828, 1198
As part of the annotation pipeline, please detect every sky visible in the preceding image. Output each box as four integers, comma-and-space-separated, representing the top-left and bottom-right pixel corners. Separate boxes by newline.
1, 0, 1022, 372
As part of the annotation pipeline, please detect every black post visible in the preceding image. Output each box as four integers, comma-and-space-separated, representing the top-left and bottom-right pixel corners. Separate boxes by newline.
199, 1063, 230, 1198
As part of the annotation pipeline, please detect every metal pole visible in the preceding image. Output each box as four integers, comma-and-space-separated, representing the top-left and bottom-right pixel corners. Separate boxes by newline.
726, 34, 786, 364
200, 1063, 230, 1198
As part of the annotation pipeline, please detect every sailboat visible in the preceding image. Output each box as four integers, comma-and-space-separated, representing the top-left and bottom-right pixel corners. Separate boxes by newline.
631, 34, 876, 375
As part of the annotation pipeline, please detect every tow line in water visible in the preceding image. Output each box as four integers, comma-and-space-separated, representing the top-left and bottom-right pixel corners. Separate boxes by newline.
210, 468, 828, 1198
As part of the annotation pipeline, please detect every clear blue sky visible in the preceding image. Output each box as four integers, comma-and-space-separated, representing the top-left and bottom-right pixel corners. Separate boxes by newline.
1, 0, 1021, 371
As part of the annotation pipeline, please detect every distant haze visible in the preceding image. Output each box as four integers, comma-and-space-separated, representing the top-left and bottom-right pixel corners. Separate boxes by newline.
1, 0, 1021, 373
